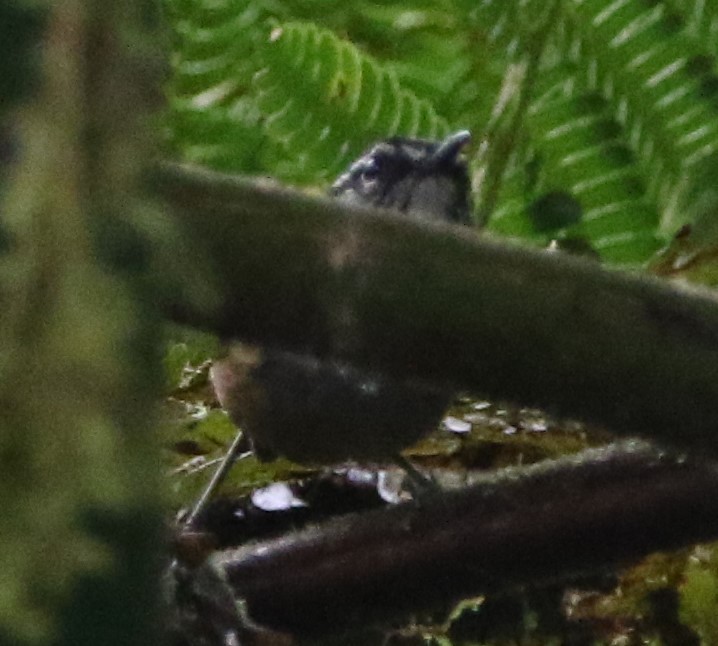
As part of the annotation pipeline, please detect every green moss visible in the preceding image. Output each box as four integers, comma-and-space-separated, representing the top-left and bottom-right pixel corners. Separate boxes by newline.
680, 547, 718, 643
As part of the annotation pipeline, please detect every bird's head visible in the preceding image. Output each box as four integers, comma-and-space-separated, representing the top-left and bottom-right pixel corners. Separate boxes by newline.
329, 130, 472, 225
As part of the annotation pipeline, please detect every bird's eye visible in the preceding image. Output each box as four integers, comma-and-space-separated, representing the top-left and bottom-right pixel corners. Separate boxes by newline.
359, 162, 380, 186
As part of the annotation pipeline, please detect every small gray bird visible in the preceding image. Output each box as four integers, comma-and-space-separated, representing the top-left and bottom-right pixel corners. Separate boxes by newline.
211, 130, 472, 466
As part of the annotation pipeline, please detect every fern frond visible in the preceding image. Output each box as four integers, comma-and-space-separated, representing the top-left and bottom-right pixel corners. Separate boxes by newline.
167, 0, 260, 95
164, 0, 271, 171
684, 0, 718, 57
489, 0, 718, 264
527, 88, 662, 263
254, 22, 450, 180
567, 0, 718, 232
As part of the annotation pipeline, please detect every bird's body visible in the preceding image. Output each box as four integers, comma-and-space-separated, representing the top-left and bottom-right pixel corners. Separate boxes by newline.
211, 131, 473, 465
211, 345, 452, 463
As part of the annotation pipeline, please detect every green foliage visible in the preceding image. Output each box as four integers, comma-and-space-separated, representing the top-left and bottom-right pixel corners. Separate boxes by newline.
162, 0, 718, 267
163, 325, 221, 389
1, 4, 166, 644
0, 2, 47, 111
680, 546, 718, 644
255, 22, 450, 180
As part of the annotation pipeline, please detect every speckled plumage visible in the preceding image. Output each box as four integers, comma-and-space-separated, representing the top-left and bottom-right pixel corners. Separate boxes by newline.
330, 131, 472, 224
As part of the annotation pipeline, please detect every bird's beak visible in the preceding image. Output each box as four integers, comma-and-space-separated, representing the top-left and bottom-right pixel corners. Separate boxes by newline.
432, 130, 471, 165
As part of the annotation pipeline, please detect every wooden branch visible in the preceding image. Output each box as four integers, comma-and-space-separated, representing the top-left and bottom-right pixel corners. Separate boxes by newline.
216, 442, 718, 638
154, 162, 718, 452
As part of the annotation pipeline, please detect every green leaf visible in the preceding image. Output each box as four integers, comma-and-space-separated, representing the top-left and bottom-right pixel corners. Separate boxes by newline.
255, 21, 450, 180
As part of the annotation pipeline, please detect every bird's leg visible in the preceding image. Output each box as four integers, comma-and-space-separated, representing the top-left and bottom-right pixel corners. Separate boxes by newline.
184, 428, 248, 530
392, 453, 442, 500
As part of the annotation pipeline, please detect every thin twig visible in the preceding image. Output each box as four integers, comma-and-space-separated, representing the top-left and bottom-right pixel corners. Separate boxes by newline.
184, 430, 247, 529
